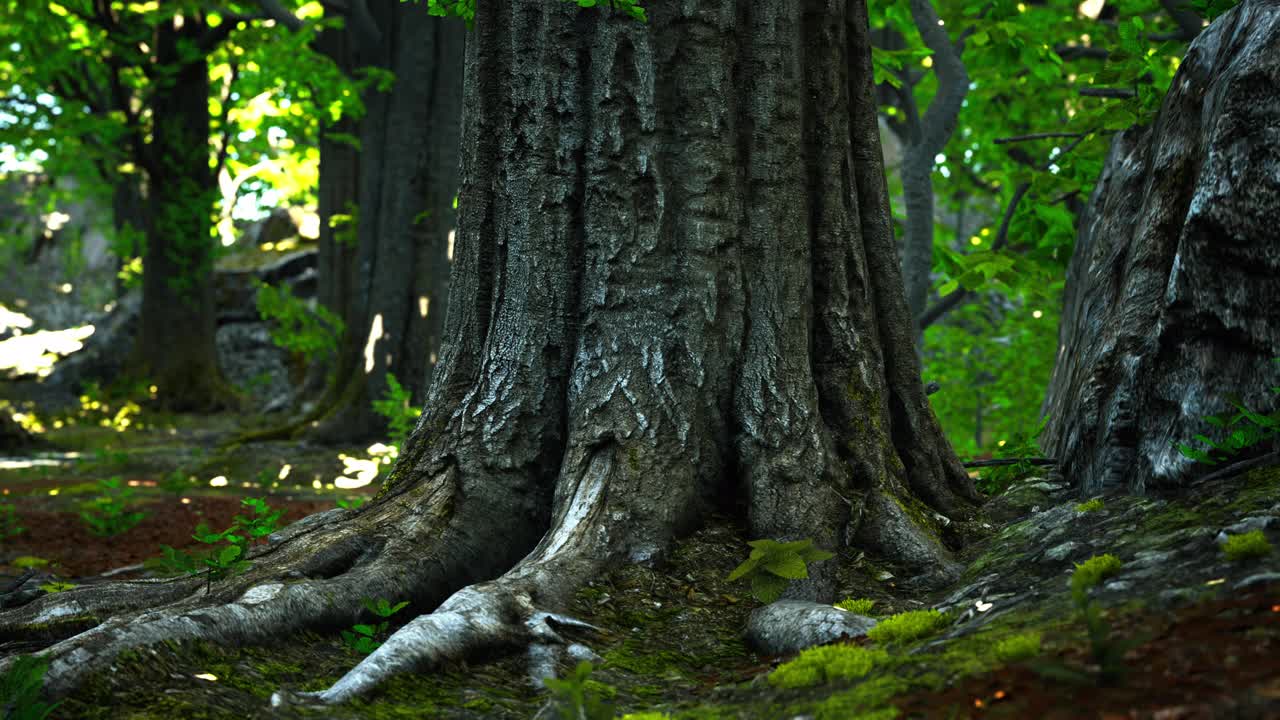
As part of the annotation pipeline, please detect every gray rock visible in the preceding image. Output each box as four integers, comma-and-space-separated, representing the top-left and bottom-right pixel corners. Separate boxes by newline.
1234, 572, 1280, 590
1043, 542, 1080, 563
744, 600, 878, 656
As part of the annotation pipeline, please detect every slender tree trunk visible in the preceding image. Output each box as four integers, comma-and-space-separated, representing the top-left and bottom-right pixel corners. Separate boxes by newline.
0, 0, 977, 706
305, 0, 464, 442
134, 19, 232, 411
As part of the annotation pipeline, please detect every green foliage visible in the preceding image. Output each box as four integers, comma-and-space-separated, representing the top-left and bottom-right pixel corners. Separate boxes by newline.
1175, 362, 1280, 466
255, 281, 344, 364
543, 662, 616, 720
1188, 0, 1238, 20
372, 372, 422, 449
834, 597, 876, 615
37, 581, 77, 594
726, 538, 835, 604
0, 654, 60, 720
1074, 498, 1105, 513
158, 470, 194, 498
1069, 554, 1122, 603
972, 415, 1051, 495
866, 610, 951, 644
0, 498, 24, 542
337, 497, 366, 511
340, 596, 411, 655
1221, 530, 1273, 562
993, 632, 1042, 663
415, 0, 646, 25
768, 645, 890, 689
76, 477, 147, 537
151, 497, 283, 593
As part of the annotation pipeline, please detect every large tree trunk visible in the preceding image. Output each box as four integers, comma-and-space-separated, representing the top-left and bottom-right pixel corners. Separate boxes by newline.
0, 0, 976, 706
1040, 0, 1280, 495
303, 1, 464, 442
134, 17, 233, 412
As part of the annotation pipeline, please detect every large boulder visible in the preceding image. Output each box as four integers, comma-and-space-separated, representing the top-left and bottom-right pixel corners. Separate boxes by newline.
1041, 0, 1280, 495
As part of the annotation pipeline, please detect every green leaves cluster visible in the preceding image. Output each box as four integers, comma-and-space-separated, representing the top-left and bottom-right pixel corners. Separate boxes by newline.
341, 597, 411, 655
0, 498, 24, 542
255, 281, 344, 364
371, 372, 422, 450
726, 538, 834, 604
543, 661, 616, 720
1175, 361, 1280, 467
0, 655, 60, 720
417, 0, 646, 24
76, 477, 148, 537
152, 496, 284, 593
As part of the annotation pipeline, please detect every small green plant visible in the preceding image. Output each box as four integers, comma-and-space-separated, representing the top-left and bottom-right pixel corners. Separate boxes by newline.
341, 597, 411, 655
255, 280, 344, 363
768, 644, 890, 689
1032, 553, 1140, 686
727, 538, 834, 604
76, 477, 148, 537
976, 415, 1050, 495
1222, 530, 1273, 562
0, 498, 25, 542
543, 661, 615, 720
371, 372, 422, 449
232, 497, 285, 546
1074, 498, 1105, 513
866, 609, 951, 644
158, 469, 193, 498
993, 632, 1042, 663
0, 654, 61, 720
1176, 360, 1280, 466
37, 581, 77, 594
151, 498, 282, 592
337, 497, 366, 511
834, 597, 876, 614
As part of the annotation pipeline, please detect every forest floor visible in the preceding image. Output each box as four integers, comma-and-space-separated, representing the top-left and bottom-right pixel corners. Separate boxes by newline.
1, 402, 1279, 719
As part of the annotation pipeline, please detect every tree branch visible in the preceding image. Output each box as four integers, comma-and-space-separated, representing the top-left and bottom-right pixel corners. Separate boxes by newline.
994, 131, 1086, 144
1079, 87, 1137, 98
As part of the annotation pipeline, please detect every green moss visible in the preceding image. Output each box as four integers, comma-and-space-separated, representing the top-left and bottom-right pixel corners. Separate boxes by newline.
768, 644, 890, 688
1070, 554, 1122, 600
1074, 498, 1104, 513
1138, 504, 1202, 537
1225, 467, 1280, 515
811, 675, 910, 720
866, 609, 950, 644
834, 597, 876, 614
621, 713, 672, 720
992, 632, 1042, 663
1222, 530, 1273, 562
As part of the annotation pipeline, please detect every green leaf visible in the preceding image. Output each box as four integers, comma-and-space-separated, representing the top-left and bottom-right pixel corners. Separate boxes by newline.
763, 552, 809, 580
751, 573, 788, 604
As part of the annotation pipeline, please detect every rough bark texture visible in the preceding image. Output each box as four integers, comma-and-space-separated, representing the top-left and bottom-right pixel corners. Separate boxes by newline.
1040, 0, 1280, 495
306, 0, 464, 442
0, 0, 976, 706
135, 17, 232, 412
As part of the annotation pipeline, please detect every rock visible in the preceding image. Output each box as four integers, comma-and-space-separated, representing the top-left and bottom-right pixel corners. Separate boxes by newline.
1040, 0, 1280, 495
1234, 572, 1280, 590
215, 323, 293, 412
1043, 541, 1080, 563
744, 600, 878, 656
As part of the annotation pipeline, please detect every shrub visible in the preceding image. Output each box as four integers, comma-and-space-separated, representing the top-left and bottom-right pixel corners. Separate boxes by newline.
993, 632, 1042, 663
768, 645, 890, 689
834, 597, 876, 614
866, 609, 950, 644
727, 538, 834, 604
77, 477, 147, 537
1222, 530, 1273, 562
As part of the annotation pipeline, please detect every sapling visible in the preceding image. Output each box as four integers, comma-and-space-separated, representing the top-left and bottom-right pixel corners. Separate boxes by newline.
0, 498, 24, 542
341, 597, 410, 655
77, 476, 147, 537
726, 538, 834, 603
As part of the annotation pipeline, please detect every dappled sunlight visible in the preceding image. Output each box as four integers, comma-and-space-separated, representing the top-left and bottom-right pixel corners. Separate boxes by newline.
335, 443, 397, 490
0, 324, 94, 377
363, 313, 384, 374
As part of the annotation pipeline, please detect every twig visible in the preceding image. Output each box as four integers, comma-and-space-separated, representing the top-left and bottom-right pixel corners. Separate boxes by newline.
1080, 88, 1136, 99
1194, 449, 1280, 485
994, 132, 1087, 145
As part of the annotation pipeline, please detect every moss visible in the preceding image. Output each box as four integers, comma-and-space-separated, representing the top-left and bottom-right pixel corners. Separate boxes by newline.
834, 597, 876, 614
992, 632, 1042, 663
811, 675, 910, 720
1070, 554, 1122, 600
1074, 498, 1104, 513
768, 644, 890, 689
621, 713, 673, 720
1222, 530, 1273, 562
1138, 504, 1202, 537
866, 610, 950, 644
1225, 466, 1280, 515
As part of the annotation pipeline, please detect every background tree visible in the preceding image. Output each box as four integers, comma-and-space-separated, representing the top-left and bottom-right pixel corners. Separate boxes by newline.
0, 0, 979, 705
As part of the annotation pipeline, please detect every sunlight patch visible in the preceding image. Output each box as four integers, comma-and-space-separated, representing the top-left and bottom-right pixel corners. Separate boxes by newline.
364, 314, 384, 373
0, 324, 95, 377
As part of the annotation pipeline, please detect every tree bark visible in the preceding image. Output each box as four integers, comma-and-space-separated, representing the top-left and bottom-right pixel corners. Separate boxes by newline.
1040, 0, 1280, 495
0, 0, 976, 706
134, 15, 233, 411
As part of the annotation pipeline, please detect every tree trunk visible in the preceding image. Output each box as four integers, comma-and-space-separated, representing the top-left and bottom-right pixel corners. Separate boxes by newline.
304, 0, 464, 442
134, 18, 233, 411
1040, 0, 1280, 495
0, 0, 977, 705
